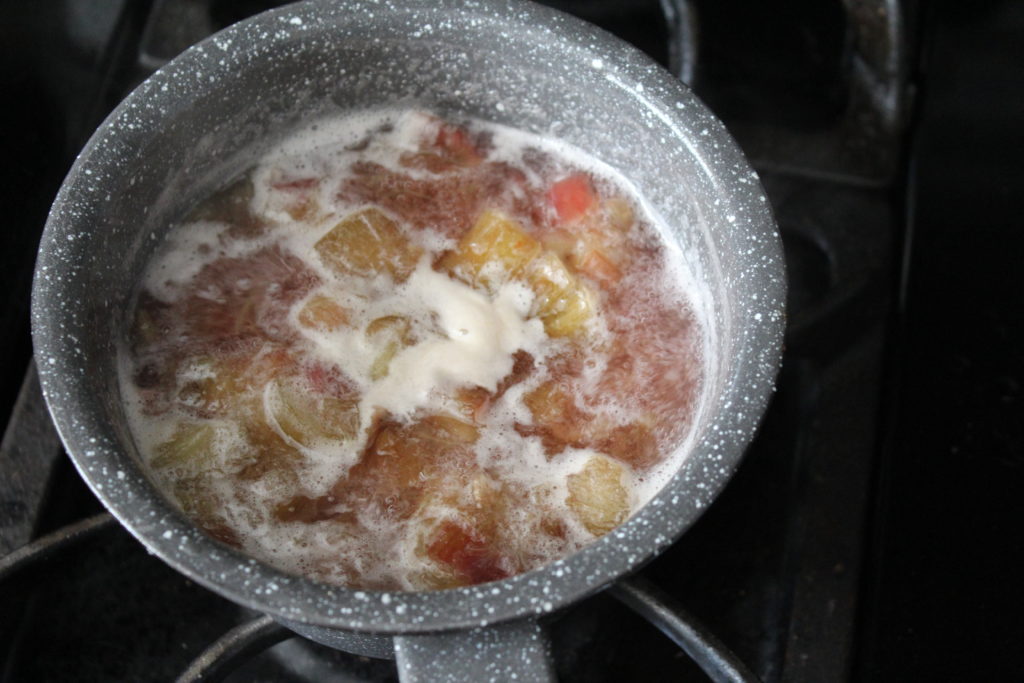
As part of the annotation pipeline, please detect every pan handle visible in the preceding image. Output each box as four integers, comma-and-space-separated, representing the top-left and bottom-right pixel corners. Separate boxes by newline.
393, 618, 554, 682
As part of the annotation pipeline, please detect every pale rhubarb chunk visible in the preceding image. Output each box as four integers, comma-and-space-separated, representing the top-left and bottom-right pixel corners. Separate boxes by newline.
315, 207, 421, 281
338, 413, 480, 521
237, 417, 302, 482
567, 456, 630, 536
539, 226, 622, 287
415, 413, 482, 446
575, 247, 622, 286
522, 380, 588, 453
267, 378, 359, 448
412, 474, 513, 588
524, 251, 595, 337
440, 209, 541, 290
297, 294, 349, 332
602, 197, 635, 232
365, 315, 414, 380
176, 357, 229, 416
177, 348, 293, 419
536, 227, 577, 263
152, 422, 216, 469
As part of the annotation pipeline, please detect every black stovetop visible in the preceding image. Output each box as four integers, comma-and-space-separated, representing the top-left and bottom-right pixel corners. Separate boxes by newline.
2, 1, 1022, 681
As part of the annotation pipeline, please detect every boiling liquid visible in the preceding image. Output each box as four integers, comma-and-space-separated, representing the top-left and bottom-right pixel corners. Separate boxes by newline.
121, 111, 705, 590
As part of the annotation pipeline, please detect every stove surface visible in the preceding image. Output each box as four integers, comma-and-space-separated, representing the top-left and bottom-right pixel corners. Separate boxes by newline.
2, 1, 1021, 681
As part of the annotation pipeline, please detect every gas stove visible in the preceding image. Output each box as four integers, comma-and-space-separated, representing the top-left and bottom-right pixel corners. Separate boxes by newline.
2, 1, 1021, 681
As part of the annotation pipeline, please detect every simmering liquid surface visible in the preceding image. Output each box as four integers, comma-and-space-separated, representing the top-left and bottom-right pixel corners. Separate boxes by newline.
121, 111, 705, 590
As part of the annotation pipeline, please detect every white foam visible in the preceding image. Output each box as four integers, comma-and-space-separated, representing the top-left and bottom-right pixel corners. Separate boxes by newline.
358, 264, 547, 430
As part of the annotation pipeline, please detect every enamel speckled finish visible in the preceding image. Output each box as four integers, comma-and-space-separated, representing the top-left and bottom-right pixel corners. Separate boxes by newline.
31, 0, 783, 651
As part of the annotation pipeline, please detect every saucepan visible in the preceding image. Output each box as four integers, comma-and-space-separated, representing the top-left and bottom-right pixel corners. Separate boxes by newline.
31, 0, 784, 679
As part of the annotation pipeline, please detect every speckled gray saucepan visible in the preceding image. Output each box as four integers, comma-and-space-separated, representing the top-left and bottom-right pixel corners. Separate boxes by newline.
31, 0, 784, 679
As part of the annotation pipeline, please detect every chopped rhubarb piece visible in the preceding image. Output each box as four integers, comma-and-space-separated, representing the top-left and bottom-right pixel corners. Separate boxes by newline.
315, 207, 422, 282
175, 357, 230, 417
524, 251, 595, 337
235, 412, 304, 482
303, 361, 354, 399
182, 246, 318, 349
439, 209, 541, 291
598, 420, 659, 470
426, 520, 510, 585
267, 377, 359, 448
297, 294, 349, 332
342, 159, 544, 237
416, 413, 481, 446
548, 174, 597, 224
172, 477, 241, 547
602, 196, 635, 232
566, 456, 630, 535
152, 422, 216, 469
576, 247, 623, 286
176, 346, 294, 420
365, 315, 414, 380
519, 380, 589, 454
339, 414, 479, 520
536, 226, 577, 262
